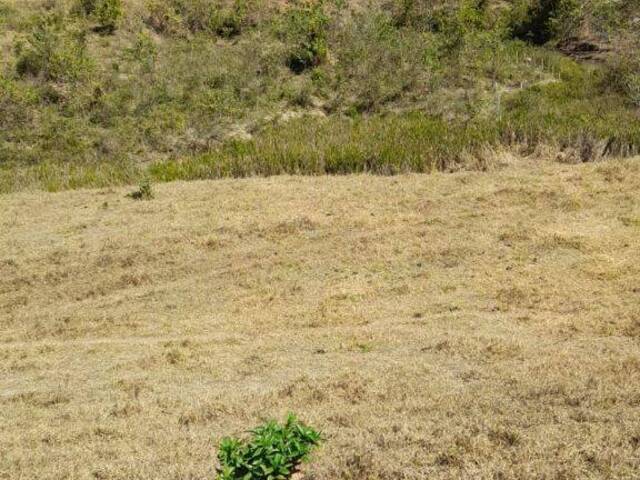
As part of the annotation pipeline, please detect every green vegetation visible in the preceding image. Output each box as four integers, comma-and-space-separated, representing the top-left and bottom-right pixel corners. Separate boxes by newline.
76, 0, 124, 33
283, 0, 329, 73
216, 414, 322, 480
14, 12, 93, 81
127, 178, 153, 199
143, 0, 250, 37
0, 0, 639, 193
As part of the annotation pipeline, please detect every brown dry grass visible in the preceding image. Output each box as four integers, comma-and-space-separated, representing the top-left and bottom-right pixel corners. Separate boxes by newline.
2, 156, 640, 479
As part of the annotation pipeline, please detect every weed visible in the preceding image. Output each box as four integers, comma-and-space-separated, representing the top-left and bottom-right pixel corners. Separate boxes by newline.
605, 33, 640, 107
213, 0, 249, 38
391, 0, 437, 30
144, 0, 183, 35
0, 3, 13, 28
124, 32, 158, 74
127, 179, 154, 200
216, 414, 322, 480
328, 12, 427, 113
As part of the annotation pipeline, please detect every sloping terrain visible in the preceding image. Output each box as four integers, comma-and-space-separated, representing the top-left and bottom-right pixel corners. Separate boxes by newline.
1, 0, 640, 192
2, 156, 640, 479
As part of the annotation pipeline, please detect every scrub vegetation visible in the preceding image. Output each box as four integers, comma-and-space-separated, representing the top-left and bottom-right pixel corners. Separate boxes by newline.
2, 4, 640, 478
1, 0, 639, 192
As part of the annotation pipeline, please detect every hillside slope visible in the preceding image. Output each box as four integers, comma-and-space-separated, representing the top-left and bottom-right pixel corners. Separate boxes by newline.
2, 157, 640, 479
1, 0, 640, 192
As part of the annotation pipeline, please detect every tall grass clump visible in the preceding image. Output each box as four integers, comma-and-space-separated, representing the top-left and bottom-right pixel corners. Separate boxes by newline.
149, 113, 501, 181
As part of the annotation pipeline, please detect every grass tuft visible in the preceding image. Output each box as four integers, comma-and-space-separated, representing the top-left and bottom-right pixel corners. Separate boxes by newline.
127, 178, 154, 200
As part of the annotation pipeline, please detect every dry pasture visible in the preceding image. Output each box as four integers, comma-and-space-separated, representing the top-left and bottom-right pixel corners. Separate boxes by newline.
1, 156, 640, 479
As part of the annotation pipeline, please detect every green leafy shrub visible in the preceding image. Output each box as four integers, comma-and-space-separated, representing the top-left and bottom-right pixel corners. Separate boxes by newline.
76, 0, 123, 33
606, 60, 640, 108
604, 31, 640, 108
216, 414, 322, 480
283, 1, 329, 73
509, 0, 581, 45
546, 0, 582, 42
456, 0, 488, 31
429, 0, 490, 55
14, 13, 93, 82
0, 75, 38, 139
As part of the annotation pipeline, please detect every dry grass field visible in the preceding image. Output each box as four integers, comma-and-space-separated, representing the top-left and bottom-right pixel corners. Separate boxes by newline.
2, 155, 640, 479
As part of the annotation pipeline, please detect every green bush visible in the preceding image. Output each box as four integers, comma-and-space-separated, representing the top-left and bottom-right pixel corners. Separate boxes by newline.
0, 76, 35, 129
509, 0, 581, 45
76, 0, 123, 33
329, 13, 428, 113
604, 32, 640, 107
155, 0, 250, 37
14, 13, 93, 82
430, 0, 490, 55
213, 0, 249, 38
283, 0, 329, 73
607, 61, 640, 108
216, 414, 323, 480
456, 0, 488, 31
546, 0, 582, 42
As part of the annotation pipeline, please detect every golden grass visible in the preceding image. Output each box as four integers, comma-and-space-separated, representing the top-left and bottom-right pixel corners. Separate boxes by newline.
1, 156, 640, 479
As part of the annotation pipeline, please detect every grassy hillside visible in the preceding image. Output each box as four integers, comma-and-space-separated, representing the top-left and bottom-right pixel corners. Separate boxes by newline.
1, 0, 639, 192
2, 157, 640, 478
3, 4, 640, 479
